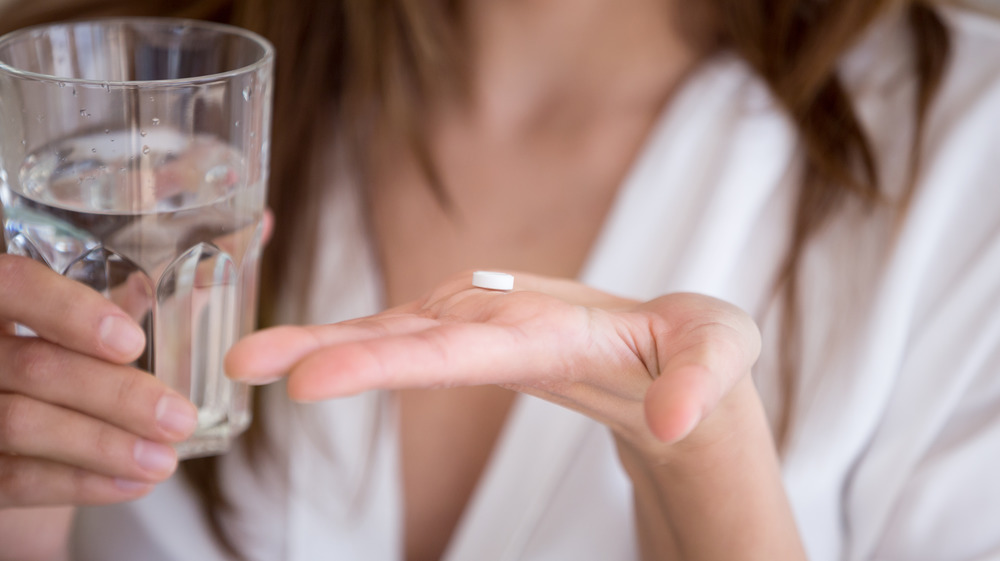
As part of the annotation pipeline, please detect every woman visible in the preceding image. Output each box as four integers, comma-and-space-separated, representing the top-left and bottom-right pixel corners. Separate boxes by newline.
1, 0, 999, 560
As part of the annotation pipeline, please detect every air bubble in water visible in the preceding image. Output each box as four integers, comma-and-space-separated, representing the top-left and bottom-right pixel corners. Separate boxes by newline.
152, 118, 160, 126
142, 146, 151, 155
205, 165, 230, 186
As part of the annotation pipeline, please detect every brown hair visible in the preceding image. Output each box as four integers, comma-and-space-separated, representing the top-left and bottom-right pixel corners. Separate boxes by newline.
0, 0, 951, 557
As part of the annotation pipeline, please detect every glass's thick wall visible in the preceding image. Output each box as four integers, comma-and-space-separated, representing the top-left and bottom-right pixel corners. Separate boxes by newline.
0, 18, 274, 458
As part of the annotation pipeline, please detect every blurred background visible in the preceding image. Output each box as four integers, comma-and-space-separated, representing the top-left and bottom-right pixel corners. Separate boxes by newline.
964, 0, 1000, 14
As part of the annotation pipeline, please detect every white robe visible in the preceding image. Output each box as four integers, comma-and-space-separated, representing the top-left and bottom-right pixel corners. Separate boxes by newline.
71, 6, 1000, 561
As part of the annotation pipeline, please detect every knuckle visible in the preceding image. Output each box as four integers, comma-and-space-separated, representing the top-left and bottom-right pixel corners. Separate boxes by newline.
9, 337, 48, 371
67, 465, 98, 503
112, 369, 148, 414
0, 394, 36, 451
0, 456, 31, 506
90, 423, 122, 463
7, 338, 59, 391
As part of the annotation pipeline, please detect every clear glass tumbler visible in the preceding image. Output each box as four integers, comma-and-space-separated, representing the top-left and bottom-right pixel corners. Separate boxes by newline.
0, 18, 274, 458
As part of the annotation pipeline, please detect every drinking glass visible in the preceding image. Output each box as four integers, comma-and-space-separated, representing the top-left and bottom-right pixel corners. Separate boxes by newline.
0, 18, 274, 458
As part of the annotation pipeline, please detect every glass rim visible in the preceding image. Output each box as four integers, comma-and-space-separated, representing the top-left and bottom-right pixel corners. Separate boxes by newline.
0, 16, 274, 87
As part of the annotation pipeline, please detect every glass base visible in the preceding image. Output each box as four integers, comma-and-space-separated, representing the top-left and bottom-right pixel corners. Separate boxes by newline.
176, 433, 232, 459
175, 415, 251, 459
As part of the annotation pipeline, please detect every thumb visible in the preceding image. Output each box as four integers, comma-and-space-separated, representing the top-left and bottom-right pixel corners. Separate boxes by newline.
644, 363, 721, 444
642, 314, 760, 443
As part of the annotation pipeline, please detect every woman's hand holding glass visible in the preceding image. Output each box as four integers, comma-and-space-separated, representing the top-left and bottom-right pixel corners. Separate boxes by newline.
0, 254, 198, 507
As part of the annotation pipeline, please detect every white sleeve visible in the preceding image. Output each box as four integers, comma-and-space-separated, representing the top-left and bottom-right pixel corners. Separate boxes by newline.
869, 237, 1000, 561
836, 9, 1000, 559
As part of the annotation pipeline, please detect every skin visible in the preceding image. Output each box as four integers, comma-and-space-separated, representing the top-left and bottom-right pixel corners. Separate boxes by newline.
0, 1, 808, 560
228, 278, 805, 561
0, 255, 198, 560
230, 1, 807, 560
0, 211, 274, 561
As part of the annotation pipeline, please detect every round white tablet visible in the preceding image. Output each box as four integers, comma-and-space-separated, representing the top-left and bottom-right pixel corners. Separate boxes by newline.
472, 271, 514, 291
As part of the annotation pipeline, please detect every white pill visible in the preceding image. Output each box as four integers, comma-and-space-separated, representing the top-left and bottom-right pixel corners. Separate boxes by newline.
472, 271, 514, 291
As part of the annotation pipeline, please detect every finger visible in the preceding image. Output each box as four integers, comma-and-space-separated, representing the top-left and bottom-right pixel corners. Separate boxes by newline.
284, 321, 573, 401
0, 394, 178, 482
0, 454, 154, 508
0, 336, 198, 442
225, 314, 442, 383
0, 254, 146, 363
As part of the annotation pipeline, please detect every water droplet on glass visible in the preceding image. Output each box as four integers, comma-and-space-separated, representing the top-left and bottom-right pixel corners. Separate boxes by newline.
91, 148, 97, 153
152, 117, 160, 126
142, 145, 151, 155
79, 109, 90, 118
140, 130, 147, 137
250, 131, 255, 138
58, 82, 66, 88
72, 88, 77, 97
234, 121, 240, 128
242, 87, 251, 101
102, 82, 110, 92
105, 129, 110, 134
20, 139, 26, 146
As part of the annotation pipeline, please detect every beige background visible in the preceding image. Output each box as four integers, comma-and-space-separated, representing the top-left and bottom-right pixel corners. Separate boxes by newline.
964, 0, 1000, 14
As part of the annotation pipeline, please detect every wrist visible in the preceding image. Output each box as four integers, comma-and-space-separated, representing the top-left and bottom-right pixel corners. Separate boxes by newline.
613, 377, 806, 561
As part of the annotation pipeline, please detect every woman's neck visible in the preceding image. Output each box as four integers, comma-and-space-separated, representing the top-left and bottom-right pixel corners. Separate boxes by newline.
460, 0, 707, 133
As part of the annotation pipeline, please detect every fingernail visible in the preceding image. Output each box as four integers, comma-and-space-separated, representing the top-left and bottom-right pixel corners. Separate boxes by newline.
115, 478, 153, 493
134, 440, 177, 474
155, 395, 198, 438
99, 315, 146, 357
